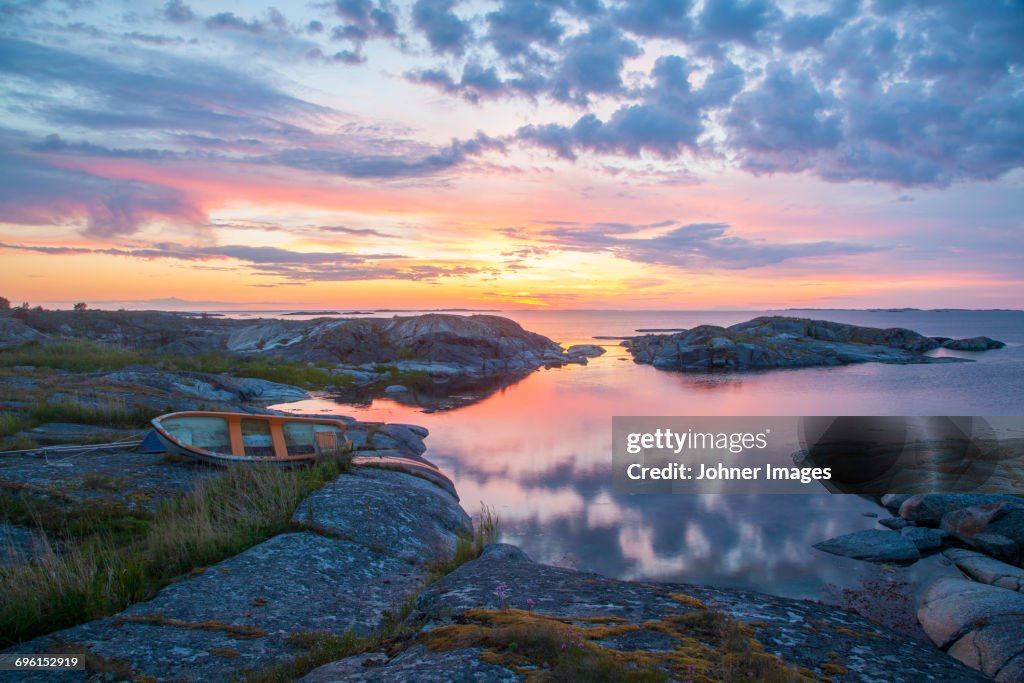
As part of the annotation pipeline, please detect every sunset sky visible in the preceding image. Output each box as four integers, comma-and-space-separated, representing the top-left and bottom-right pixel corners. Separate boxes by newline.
0, 0, 1021, 310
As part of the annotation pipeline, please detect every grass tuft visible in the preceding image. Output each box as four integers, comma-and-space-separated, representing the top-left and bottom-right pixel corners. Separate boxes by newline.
244, 630, 372, 683
0, 341, 144, 373
0, 413, 32, 438
0, 455, 351, 647
428, 502, 499, 581
0, 340, 342, 389
28, 398, 157, 428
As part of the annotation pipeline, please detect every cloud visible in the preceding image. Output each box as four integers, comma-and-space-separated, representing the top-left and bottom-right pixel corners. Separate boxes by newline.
697, 0, 779, 47
613, 0, 695, 40
513, 221, 881, 269
0, 146, 205, 236
163, 0, 194, 24
486, 0, 564, 61
725, 63, 842, 172
264, 131, 505, 178
412, 0, 472, 56
329, 0, 401, 45
306, 47, 365, 65
0, 37, 323, 138
549, 24, 640, 105
317, 225, 401, 238
205, 12, 266, 35
407, 61, 545, 103
0, 240, 482, 282
518, 55, 730, 159
777, 12, 840, 52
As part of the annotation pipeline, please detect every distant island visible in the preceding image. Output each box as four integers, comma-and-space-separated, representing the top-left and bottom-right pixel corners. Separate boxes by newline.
624, 316, 1005, 372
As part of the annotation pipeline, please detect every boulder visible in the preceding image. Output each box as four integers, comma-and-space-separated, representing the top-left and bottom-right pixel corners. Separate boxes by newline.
941, 501, 1024, 565
900, 526, 947, 552
292, 469, 470, 566
918, 578, 1024, 681
879, 516, 909, 530
214, 376, 309, 403
899, 493, 1022, 526
881, 493, 915, 512
944, 548, 1024, 592
565, 344, 606, 358
813, 529, 920, 564
942, 336, 1006, 351
0, 316, 47, 349
105, 369, 236, 402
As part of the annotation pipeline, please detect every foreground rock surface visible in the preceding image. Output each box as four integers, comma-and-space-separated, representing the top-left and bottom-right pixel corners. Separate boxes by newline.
813, 529, 921, 564
940, 501, 1024, 566
292, 468, 471, 565
944, 548, 1024, 592
307, 544, 987, 682
918, 578, 1024, 682
624, 315, 1003, 372
9, 466, 464, 681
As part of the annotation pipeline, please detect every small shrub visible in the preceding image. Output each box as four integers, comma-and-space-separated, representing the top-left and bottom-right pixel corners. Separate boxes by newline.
29, 398, 156, 428
0, 413, 30, 438
429, 503, 499, 580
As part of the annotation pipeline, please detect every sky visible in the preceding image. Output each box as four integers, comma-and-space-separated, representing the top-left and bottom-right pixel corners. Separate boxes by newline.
0, 0, 1021, 310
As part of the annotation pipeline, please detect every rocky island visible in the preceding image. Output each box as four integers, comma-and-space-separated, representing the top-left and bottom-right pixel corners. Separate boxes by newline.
624, 316, 1005, 372
0, 309, 609, 419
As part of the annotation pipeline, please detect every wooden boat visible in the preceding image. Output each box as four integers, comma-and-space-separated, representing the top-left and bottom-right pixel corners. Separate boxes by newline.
150, 411, 350, 467
149, 411, 460, 499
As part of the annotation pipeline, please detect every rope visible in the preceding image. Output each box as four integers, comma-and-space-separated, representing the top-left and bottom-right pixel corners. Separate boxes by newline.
0, 431, 149, 459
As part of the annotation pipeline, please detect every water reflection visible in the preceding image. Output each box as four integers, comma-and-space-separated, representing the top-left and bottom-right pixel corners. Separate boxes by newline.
276, 310, 1023, 600
330, 369, 535, 411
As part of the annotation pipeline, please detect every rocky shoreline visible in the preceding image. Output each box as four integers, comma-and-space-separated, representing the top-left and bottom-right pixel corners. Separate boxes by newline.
623, 316, 1005, 372
1, 309, 1018, 680
1, 438, 995, 682
813, 493, 1024, 681
1, 310, 599, 374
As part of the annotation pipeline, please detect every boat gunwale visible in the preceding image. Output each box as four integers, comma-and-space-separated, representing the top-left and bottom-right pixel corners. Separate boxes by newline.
150, 411, 348, 463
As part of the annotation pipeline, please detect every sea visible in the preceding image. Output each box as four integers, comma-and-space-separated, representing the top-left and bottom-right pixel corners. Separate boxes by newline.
236, 308, 1024, 601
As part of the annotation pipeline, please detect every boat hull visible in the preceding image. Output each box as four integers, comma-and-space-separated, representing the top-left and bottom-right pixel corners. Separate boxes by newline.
150, 411, 349, 467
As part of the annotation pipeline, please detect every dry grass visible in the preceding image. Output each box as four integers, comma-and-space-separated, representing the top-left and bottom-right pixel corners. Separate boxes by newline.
244, 630, 371, 683
0, 455, 352, 647
428, 502, 499, 580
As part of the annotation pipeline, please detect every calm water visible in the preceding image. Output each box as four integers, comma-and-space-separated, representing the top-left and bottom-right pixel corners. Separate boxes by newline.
275, 309, 1024, 600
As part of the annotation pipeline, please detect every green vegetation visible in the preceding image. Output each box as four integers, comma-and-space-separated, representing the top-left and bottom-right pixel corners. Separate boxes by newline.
421, 609, 668, 682
0, 454, 352, 647
418, 605, 811, 683
245, 630, 373, 683
371, 363, 430, 385
164, 352, 342, 389
0, 486, 149, 547
0, 413, 32, 438
247, 503, 500, 681
29, 398, 157, 428
0, 340, 144, 373
428, 503, 499, 581
0, 340, 342, 390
